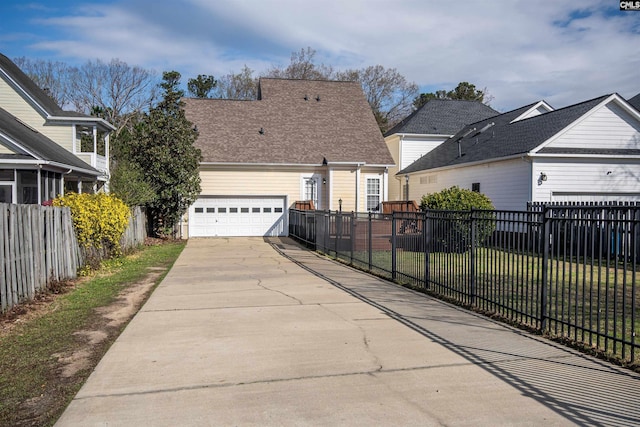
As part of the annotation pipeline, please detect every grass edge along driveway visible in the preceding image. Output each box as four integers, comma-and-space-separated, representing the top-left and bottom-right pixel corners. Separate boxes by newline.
0, 240, 185, 427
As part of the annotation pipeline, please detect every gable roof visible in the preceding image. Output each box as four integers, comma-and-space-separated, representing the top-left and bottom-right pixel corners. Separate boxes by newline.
629, 93, 640, 112
0, 106, 99, 175
184, 78, 393, 166
0, 53, 114, 130
384, 99, 498, 137
399, 94, 612, 174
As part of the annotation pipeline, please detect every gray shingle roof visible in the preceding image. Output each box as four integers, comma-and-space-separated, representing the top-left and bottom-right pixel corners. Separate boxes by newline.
400, 95, 610, 174
629, 93, 640, 112
184, 78, 394, 165
384, 99, 498, 137
0, 106, 99, 174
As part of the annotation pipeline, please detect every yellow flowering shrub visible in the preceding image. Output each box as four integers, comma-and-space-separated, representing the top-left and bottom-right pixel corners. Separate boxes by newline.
53, 193, 131, 257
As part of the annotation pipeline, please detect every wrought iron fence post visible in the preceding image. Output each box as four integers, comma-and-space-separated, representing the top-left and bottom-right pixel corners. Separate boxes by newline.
422, 211, 429, 289
540, 206, 551, 332
350, 212, 355, 264
324, 210, 330, 253
336, 209, 341, 256
470, 208, 476, 306
368, 211, 373, 270
392, 212, 397, 281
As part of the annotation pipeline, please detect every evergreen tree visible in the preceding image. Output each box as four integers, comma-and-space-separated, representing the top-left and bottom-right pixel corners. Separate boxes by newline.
187, 74, 216, 98
129, 71, 202, 236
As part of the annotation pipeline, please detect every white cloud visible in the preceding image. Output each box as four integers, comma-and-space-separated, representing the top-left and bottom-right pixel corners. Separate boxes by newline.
15, 0, 640, 111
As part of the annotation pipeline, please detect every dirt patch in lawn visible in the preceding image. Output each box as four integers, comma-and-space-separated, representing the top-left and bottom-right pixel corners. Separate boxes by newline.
0, 267, 165, 426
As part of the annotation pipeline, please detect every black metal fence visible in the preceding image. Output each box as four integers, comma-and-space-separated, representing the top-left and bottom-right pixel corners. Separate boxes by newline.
289, 204, 640, 366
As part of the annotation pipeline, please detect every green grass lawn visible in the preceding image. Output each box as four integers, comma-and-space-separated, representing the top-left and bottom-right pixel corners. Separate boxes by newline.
0, 241, 185, 427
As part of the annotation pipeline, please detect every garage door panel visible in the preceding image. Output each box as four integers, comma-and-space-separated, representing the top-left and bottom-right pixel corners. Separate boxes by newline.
189, 196, 287, 237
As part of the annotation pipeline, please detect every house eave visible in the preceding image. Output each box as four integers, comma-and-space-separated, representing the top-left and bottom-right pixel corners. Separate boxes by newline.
199, 161, 394, 168
530, 153, 640, 160
47, 115, 116, 131
200, 161, 324, 168
326, 161, 394, 168
400, 153, 527, 176
0, 132, 39, 157
394, 132, 452, 139
0, 158, 100, 175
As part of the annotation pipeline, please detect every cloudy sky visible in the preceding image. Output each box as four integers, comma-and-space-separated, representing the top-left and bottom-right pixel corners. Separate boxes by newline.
0, 0, 638, 112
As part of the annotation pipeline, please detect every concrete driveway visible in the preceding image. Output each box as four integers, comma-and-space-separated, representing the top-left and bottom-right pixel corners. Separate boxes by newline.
56, 237, 640, 426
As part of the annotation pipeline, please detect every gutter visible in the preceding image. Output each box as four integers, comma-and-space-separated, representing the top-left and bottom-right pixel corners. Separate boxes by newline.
200, 162, 326, 167
395, 132, 453, 139
399, 153, 527, 176
48, 115, 116, 131
0, 158, 100, 176
529, 153, 640, 160
200, 161, 395, 168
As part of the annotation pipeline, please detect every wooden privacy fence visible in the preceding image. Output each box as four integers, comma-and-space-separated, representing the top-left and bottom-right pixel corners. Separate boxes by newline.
1, 203, 148, 313
120, 206, 147, 251
1, 203, 81, 313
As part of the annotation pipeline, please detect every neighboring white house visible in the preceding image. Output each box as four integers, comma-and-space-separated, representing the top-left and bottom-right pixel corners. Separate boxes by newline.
399, 93, 640, 210
384, 99, 497, 200
182, 78, 395, 237
0, 53, 115, 203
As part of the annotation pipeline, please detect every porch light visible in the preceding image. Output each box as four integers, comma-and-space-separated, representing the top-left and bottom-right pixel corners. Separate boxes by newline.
539, 172, 547, 182
339, 198, 342, 212
405, 174, 410, 200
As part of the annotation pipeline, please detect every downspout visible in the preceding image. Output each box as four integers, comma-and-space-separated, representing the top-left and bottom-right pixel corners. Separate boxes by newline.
328, 168, 333, 210
521, 155, 533, 204
383, 167, 389, 203
355, 166, 361, 211
37, 166, 42, 204
62, 169, 73, 197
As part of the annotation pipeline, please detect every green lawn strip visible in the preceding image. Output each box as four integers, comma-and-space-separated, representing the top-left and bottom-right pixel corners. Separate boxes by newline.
0, 241, 185, 427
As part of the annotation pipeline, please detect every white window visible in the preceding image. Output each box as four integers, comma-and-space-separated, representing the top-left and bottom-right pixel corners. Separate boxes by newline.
366, 176, 381, 211
301, 176, 319, 209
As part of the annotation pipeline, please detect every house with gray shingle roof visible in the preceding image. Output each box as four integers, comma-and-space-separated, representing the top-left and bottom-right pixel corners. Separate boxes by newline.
399, 93, 640, 210
383, 99, 498, 200
628, 93, 640, 112
0, 53, 115, 203
182, 78, 394, 237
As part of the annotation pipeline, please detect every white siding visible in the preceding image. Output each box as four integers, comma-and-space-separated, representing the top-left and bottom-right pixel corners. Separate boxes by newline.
401, 137, 446, 169
532, 159, 640, 202
409, 158, 531, 211
386, 133, 448, 201
385, 135, 402, 200
547, 102, 640, 150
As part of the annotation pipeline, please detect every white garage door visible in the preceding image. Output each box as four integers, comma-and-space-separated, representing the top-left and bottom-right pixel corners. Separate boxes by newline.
189, 196, 287, 237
